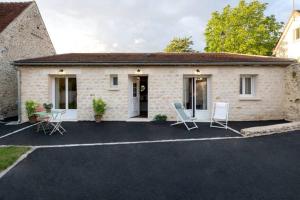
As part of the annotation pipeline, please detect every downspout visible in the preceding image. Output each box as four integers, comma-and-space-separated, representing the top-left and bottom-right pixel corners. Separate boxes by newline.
17, 67, 21, 124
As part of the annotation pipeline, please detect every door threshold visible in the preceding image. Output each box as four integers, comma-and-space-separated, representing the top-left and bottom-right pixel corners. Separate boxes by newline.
126, 118, 150, 122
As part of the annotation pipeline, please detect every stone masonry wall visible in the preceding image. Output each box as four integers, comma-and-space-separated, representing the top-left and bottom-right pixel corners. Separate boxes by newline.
19, 65, 286, 122
0, 2, 55, 119
284, 64, 300, 121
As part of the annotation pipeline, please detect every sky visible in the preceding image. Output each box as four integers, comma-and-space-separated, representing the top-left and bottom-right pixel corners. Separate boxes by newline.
5, 0, 300, 53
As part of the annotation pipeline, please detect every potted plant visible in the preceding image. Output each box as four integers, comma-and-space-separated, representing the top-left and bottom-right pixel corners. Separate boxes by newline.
153, 114, 168, 124
43, 103, 53, 113
25, 100, 38, 123
92, 98, 106, 122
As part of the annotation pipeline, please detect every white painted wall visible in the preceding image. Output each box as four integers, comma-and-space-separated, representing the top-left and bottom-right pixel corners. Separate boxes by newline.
275, 14, 300, 60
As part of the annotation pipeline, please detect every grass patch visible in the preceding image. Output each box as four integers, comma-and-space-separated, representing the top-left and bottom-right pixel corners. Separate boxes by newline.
0, 146, 31, 172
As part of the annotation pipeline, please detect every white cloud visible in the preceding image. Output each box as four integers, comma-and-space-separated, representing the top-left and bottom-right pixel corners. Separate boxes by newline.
5, 0, 299, 53
134, 38, 145, 45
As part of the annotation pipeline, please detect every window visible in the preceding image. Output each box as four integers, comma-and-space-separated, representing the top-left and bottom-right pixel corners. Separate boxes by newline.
110, 75, 118, 88
240, 75, 256, 96
133, 83, 137, 97
295, 28, 300, 40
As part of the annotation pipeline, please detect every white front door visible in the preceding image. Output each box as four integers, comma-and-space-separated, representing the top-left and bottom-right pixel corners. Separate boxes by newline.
183, 77, 210, 121
52, 77, 77, 121
128, 76, 140, 118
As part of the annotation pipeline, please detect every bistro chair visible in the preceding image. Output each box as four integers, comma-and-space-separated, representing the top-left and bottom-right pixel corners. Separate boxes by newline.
49, 110, 67, 135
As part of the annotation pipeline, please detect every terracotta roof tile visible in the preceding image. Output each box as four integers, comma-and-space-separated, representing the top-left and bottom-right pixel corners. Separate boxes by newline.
0, 2, 32, 33
14, 53, 296, 66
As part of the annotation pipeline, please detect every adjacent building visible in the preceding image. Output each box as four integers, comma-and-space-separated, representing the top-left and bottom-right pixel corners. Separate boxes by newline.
14, 53, 296, 122
0, 1, 55, 119
274, 10, 300, 60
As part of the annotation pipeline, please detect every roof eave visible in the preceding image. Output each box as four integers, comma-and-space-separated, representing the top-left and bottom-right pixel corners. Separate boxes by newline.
14, 61, 296, 67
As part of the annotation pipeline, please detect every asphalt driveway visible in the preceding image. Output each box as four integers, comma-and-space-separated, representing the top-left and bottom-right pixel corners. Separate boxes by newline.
0, 132, 299, 200
0, 120, 289, 146
0, 122, 30, 137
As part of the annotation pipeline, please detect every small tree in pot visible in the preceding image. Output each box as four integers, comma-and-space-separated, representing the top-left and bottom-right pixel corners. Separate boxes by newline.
25, 100, 38, 123
92, 98, 106, 122
43, 103, 53, 113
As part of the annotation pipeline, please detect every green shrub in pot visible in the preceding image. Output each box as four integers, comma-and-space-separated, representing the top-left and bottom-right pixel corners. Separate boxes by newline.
43, 103, 53, 113
25, 100, 38, 123
92, 98, 106, 122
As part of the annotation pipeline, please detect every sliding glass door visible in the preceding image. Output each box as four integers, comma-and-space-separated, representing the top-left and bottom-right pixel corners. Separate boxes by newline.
183, 77, 210, 121
53, 77, 77, 120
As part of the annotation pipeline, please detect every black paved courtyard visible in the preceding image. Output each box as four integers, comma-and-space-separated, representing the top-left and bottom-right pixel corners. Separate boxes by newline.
0, 120, 299, 200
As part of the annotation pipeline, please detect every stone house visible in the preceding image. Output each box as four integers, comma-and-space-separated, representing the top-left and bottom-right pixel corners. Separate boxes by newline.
0, 1, 55, 119
273, 10, 300, 60
14, 53, 296, 122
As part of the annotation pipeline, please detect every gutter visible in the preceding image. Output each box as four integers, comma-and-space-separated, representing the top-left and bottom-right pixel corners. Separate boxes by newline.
13, 61, 296, 67
17, 68, 21, 124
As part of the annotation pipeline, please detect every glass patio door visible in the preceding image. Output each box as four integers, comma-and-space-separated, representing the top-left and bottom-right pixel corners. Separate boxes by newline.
53, 77, 77, 120
183, 77, 210, 121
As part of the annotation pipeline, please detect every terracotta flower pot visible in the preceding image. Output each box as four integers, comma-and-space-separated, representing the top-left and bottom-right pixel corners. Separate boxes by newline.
46, 109, 51, 113
28, 115, 38, 124
95, 115, 103, 123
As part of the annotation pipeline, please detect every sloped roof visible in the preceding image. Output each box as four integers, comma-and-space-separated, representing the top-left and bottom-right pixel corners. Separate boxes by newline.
0, 1, 32, 33
14, 52, 296, 66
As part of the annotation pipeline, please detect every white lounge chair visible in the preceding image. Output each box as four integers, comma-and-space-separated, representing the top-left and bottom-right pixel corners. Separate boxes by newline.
210, 102, 229, 129
171, 102, 198, 131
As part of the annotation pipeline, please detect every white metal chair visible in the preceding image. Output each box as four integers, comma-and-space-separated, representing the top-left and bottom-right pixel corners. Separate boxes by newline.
171, 102, 198, 131
210, 102, 229, 129
49, 110, 67, 135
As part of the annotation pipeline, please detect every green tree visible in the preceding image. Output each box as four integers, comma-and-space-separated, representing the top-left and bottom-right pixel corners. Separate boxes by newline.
204, 0, 283, 56
164, 36, 194, 52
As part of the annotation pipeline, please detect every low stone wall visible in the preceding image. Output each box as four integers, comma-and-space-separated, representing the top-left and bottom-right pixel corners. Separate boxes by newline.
284, 64, 300, 121
241, 122, 300, 137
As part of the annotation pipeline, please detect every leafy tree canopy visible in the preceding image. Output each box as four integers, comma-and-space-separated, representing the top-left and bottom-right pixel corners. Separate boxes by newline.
164, 36, 194, 53
204, 0, 283, 56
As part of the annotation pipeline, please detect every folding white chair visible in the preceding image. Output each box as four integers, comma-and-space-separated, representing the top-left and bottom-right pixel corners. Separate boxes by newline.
171, 102, 198, 131
210, 102, 229, 129
49, 110, 67, 135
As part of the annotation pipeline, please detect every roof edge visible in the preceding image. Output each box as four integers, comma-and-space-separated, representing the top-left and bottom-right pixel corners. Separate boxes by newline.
14, 61, 296, 67
0, 1, 33, 34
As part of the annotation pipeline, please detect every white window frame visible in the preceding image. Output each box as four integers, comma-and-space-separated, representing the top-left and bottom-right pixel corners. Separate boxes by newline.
110, 74, 118, 88
51, 76, 77, 110
240, 75, 256, 97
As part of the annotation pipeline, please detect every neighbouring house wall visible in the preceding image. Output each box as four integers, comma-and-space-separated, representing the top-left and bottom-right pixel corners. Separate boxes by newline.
285, 63, 300, 121
275, 15, 300, 61
0, 3, 55, 119
19, 65, 286, 122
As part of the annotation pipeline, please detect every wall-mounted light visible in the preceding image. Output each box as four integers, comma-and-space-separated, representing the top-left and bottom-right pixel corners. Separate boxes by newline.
135, 68, 142, 74
58, 69, 65, 75
195, 69, 201, 75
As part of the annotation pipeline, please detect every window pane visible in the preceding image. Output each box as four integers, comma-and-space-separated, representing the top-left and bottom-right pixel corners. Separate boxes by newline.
55, 78, 66, 109
245, 77, 252, 94
68, 78, 77, 109
133, 83, 137, 97
296, 28, 300, 39
183, 78, 193, 109
196, 78, 207, 110
113, 76, 118, 86
240, 77, 243, 94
